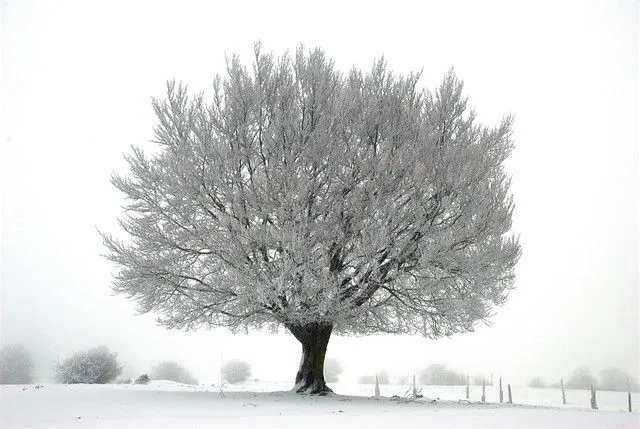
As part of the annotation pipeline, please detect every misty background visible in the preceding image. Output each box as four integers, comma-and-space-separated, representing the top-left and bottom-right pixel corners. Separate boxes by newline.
1, 0, 638, 386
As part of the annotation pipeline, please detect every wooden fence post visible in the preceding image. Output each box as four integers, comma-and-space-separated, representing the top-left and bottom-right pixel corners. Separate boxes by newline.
628, 391, 632, 412
561, 379, 566, 405
499, 376, 503, 403
481, 380, 486, 403
590, 384, 598, 410
374, 374, 380, 398
465, 375, 470, 400
507, 384, 513, 404
412, 374, 417, 399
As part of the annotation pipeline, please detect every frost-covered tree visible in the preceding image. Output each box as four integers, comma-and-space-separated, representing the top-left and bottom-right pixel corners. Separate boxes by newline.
102, 43, 520, 394
599, 368, 638, 392
419, 363, 465, 385
358, 370, 389, 384
0, 344, 35, 384
528, 376, 546, 388
222, 359, 251, 384
150, 361, 197, 385
566, 367, 597, 390
55, 345, 122, 384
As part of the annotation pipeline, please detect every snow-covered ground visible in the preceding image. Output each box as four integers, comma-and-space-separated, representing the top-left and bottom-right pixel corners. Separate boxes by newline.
1, 381, 638, 429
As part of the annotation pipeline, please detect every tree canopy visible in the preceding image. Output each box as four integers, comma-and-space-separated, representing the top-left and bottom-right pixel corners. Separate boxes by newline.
102, 43, 520, 393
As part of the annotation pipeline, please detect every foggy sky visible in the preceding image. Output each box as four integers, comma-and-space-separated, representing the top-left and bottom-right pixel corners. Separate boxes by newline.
1, 0, 638, 386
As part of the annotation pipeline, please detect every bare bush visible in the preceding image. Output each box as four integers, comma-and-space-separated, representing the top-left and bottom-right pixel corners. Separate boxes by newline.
565, 367, 597, 390
357, 374, 376, 384
419, 364, 465, 385
473, 375, 493, 386
358, 370, 389, 385
528, 376, 546, 388
222, 359, 251, 384
150, 361, 197, 385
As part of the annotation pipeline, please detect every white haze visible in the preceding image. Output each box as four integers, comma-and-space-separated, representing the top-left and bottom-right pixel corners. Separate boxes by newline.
1, 0, 638, 386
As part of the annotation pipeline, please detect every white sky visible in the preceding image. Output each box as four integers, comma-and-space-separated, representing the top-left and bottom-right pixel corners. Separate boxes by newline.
1, 0, 638, 386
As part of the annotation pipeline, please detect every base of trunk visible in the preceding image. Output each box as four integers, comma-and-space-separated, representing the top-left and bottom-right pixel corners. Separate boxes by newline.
293, 371, 333, 395
288, 323, 334, 395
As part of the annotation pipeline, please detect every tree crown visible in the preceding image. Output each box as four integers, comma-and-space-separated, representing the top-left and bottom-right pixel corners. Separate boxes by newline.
103, 43, 520, 338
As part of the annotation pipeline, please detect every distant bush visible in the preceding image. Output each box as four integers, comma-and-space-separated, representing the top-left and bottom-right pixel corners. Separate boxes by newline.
357, 374, 376, 384
419, 364, 465, 386
473, 375, 493, 386
599, 368, 638, 392
396, 374, 410, 385
378, 369, 390, 384
565, 367, 597, 390
135, 374, 150, 385
55, 345, 122, 384
0, 345, 35, 384
151, 361, 198, 385
358, 370, 389, 385
222, 359, 251, 384
324, 358, 343, 383
528, 377, 546, 388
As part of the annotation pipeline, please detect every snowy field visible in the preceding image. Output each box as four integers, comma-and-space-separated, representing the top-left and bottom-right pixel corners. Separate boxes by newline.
1, 381, 638, 429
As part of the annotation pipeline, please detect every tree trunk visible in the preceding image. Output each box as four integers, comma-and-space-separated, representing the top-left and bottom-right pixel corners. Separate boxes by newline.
287, 322, 333, 394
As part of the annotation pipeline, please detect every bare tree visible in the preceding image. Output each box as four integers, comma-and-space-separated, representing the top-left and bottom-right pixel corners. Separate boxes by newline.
102, 43, 520, 394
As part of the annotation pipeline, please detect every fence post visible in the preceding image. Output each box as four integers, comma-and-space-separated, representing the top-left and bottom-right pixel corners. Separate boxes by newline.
590, 385, 598, 410
507, 384, 513, 404
412, 374, 417, 399
465, 374, 470, 400
374, 374, 380, 398
482, 380, 486, 403
628, 391, 632, 412
499, 376, 503, 403
561, 379, 566, 405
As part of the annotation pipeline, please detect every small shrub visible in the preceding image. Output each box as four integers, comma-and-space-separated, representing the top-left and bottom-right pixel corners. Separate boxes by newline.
358, 370, 389, 385
324, 358, 343, 383
528, 376, 546, 388
419, 364, 465, 385
0, 345, 35, 384
135, 374, 150, 385
396, 374, 410, 385
150, 361, 197, 385
473, 375, 493, 386
222, 359, 251, 384
357, 374, 376, 384
55, 345, 122, 384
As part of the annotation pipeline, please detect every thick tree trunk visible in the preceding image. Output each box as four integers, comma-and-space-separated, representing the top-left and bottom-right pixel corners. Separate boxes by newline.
287, 322, 333, 394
